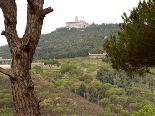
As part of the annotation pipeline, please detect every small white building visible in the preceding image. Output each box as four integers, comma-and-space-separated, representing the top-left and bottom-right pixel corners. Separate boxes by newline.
88, 53, 106, 58
65, 16, 90, 29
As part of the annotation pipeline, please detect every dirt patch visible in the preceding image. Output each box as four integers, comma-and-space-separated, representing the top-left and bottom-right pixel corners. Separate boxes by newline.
90, 71, 97, 78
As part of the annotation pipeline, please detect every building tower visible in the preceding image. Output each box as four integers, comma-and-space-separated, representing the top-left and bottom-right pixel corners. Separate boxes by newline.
75, 16, 79, 22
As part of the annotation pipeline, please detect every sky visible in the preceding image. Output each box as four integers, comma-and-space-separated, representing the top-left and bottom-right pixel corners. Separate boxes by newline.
0, 0, 141, 46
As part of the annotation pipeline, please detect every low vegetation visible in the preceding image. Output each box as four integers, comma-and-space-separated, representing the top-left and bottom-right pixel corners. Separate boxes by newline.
0, 57, 155, 115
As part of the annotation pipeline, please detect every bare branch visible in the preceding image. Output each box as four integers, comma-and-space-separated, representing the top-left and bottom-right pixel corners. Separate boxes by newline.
0, 67, 15, 79
39, 7, 53, 19
27, 0, 53, 18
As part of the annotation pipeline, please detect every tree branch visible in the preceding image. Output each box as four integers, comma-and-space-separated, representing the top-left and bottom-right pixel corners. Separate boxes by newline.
27, 0, 53, 19
0, 0, 19, 49
39, 7, 53, 19
23, 0, 53, 47
0, 67, 15, 79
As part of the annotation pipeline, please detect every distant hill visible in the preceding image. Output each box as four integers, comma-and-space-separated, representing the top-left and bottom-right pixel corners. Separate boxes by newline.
0, 23, 119, 59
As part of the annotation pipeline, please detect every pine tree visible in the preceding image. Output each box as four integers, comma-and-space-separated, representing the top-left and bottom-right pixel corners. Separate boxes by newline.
103, 0, 155, 76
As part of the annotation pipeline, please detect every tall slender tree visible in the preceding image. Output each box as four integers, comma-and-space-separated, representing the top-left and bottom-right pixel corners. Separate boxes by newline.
0, 0, 53, 115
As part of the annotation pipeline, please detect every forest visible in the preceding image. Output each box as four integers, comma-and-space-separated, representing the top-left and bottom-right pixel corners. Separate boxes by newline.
0, 23, 119, 59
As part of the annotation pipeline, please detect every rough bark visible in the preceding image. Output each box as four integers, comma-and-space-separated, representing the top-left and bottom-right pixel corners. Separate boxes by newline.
0, 0, 53, 115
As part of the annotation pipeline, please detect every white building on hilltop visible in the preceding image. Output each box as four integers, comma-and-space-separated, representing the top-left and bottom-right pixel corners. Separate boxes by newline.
65, 16, 90, 29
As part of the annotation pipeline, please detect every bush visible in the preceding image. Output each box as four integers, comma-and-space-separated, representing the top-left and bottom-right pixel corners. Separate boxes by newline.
96, 68, 114, 84
79, 74, 93, 81
102, 58, 110, 63
132, 105, 155, 116
84, 79, 92, 84
61, 64, 83, 76
77, 84, 86, 97
33, 65, 42, 74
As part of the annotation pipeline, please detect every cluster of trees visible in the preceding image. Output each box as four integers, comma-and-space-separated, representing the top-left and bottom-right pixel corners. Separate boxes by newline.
1, 56, 155, 115
30, 57, 155, 116
95, 64, 155, 115
30, 58, 106, 115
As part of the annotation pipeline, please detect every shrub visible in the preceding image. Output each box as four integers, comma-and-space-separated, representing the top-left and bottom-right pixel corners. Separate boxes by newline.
79, 74, 93, 81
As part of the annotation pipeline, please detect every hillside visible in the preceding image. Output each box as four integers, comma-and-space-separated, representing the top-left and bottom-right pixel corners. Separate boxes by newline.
0, 23, 119, 59
0, 72, 105, 116
1, 57, 155, 116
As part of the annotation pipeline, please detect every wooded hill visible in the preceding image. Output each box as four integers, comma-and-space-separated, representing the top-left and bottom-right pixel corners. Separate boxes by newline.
0, 23, 119, 59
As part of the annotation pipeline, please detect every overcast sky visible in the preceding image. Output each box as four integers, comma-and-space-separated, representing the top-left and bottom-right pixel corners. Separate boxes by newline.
0, 0, 141, 46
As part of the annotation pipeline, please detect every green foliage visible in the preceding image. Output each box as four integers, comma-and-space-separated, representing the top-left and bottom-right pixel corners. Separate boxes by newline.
88, 86, 97, 102
40, 103, 52, 108
44, 59, 60, 67
120, 109, 130, 116
34, 85, 42, 89
129, 103, 142, 111
132, 105, 155, 116
43, 70, 62, 82
38, 92, 49, 99
79, 74, 93, 81
102, 58, 110, 63
104, 112, 116, 116
70, 115, 78, 116
0, 89, 9, 93
0, 108, 14, 116
61, 64, 83, 76
114, 104, 123, 113
104, 107, 111, 113
61, 64, 77, 74
33, 65, 43, 74
96, 68, 115, 84
103, 0, 155, 76
106, 87, 126, 97
65, 108, 72, 113
0, 75, 3, 78
77, 84, 86, 97
53, 107, 64, 113
100, 98, 111, 107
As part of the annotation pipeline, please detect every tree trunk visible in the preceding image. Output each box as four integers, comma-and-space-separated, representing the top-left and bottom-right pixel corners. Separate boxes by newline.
0, 0, 53, 115
84, 92, 86, 99
97, 94, 100, 105
11, 51, 41, 115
